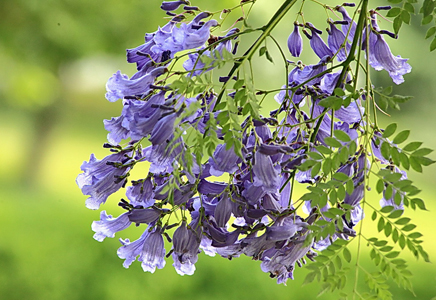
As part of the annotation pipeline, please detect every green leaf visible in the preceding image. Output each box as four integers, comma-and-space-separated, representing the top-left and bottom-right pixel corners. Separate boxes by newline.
372, 211, 377, 221
346, 179, 354, 195
384, 222, 392, 237
425, 26, 436, 39
399, 152, 410, 170
403, 141, 422, 151
334, 130, 351, 142
386, 7, 402, 17
324, 137, 342, 148
319, 96, 342, 110
378, 217, 385, 232
384, 172, 402, 182
421, 14, 433, 25
402, 224, 417, 231
423, 0, 435, 17
317, 145, 333, 155
412, 198, 427, 210
303, 271, 317, 285
385, 251, 400, 258
381, 206, 394, 213
323, 157, 332, 174
392, 130, 410, 144
388, 209, 403, 219
379, 246, 393, 252
393, 16, 403, 34
334, 87, 346, 96
381, 142, 391, 160
395, 217, 411, 225
259, 46, 266, 56
385, 184, 393, 200
431, 37, 436, 52
408, 232, 423, 239
333, 172, 349, 181
392, 229, 399, 242
382, 123, 397, 138
265, 50, 274, 63
343, 247, 352, 263
348, 140, 357, 155
409, 156, 423, 172
391, 147, 400, 166
311, 162, 321, 178
233, 79, 244, 90
411, 148, 433, 157
400, 10, 411, 24
376, 179, 385, 194
404, 2, 415, 13
308, 151, 324, 160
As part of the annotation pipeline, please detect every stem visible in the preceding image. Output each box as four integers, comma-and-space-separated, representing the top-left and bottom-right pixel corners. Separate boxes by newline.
214, 0, 300, 108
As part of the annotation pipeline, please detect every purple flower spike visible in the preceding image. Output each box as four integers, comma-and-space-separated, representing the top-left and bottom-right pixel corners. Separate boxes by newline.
92, 211, 131, 242
288, 23, 303, 57
160, 1, 188, 11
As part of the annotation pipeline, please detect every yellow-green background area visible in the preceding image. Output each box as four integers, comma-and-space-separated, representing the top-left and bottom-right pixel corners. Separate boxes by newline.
1, 0, 435, 299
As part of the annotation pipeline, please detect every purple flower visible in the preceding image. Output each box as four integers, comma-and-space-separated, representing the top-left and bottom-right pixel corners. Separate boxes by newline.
367, 14, 411, 84
209, 144, 241, 176
327, 21, 350, 61
105, 67, 167, 102
103, 114, 130, 145
290, 56, 329, 86
288, 23, 303, 57
153, 19, 218, 54
253, 151, 281, 192
128, 208, 162, 224
76, 151, 133, 210
304, 24, 333, 59
126, 177, 155, 208
149, 112, 177, 145
215, 193, 233, 227
122, 92, 166, 140
337, 6, 357, 41
265, 216, 306, 241
92, 211, 131, 241
117, 231, 149, 268
372, 33, 411, 84
117, 226, 166, 273
160, 1, 188, 11
172, 221, 201, 275
139, 228, 167, 272
260, 235, 313, 284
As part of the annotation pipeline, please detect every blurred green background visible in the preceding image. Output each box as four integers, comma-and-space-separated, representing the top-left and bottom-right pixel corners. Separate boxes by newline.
1, 0, 435, 299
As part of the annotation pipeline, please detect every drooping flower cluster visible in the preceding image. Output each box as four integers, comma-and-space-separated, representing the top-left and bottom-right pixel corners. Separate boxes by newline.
77, 1, 413, 284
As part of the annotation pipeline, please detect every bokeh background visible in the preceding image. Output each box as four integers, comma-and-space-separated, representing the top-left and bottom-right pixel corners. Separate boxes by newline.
1, 0, 435, 299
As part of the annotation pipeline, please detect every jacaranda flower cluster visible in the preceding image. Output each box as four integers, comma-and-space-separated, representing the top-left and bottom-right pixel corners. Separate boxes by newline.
77, 1, 418, 285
